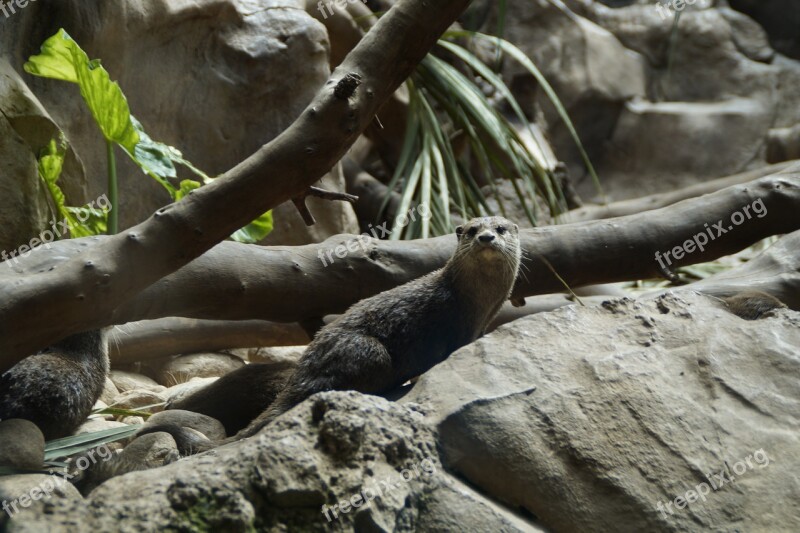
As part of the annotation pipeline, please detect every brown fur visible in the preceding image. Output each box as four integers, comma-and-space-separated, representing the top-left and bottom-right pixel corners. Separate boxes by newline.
165, 217, 521, 454
0, 330, 109, 440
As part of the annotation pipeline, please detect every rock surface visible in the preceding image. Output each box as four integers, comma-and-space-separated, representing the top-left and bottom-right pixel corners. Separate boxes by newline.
0, 474, 82, 529
156, 353, 246, 387
4, 393, 540, 532
109, 371, 165, 394
0, 59, 85, 255
482, 0, 800, 200
404, 291, 800, 531
0, 419, 45, 470
0, 0, 358, 242
110, 390, 167, 412
247, 345, 306, 364
6, 292, 798, 531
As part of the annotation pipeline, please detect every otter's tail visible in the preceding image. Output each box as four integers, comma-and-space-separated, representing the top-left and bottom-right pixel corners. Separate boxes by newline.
142, 388, 300, 455
135, 423, 220, 455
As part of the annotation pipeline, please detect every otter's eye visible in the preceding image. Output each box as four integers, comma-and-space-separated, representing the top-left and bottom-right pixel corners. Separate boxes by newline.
496, 226, 506, 235
467, 227, 478, 238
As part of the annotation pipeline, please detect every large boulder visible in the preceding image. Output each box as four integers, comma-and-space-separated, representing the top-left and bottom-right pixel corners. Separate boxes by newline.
0, 59, 87, 255
4, 292, 797, 531
4, 392, 542, 532
480, 1, 800, 200
0, 0, 358, 242
404, 291, 800, 531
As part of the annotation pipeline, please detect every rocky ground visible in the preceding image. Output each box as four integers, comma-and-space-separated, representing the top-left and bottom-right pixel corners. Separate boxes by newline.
1, 292, 798, 531
1, 0, 799, 531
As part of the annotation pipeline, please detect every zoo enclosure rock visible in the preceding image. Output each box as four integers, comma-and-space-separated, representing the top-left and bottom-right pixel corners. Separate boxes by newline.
403, 291, 800, 532
3, 392, 542, 532
0, 0, 358, 242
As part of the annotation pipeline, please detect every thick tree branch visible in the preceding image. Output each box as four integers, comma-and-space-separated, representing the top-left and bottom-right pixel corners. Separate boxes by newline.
109, 318, 310, 366
566, 161, 796, 222
0, 0, 472, 368
2, 172, 797, 372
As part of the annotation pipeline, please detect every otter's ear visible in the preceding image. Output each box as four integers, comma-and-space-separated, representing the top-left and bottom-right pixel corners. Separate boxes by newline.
513, 224, 519, 232
456, 225, 464, 238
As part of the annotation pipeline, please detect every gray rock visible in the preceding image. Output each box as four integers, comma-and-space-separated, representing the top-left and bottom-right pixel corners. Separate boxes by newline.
75, 420, 130, 436
145, 410, 226, 441
0, 419, 44, 470
599, 97, 773, 197
110, 390, 166, 412
109, 371, 165, 394
0, 59, 87, 257
163, 377, 219, 405
119, 416, 145, 426
5, 392, 541, 532
119, 432, 178, 470
247, 345, 306, 364
0, 474, 82, 525
156, 353, 245, 386
482, 1, 800, 201
98, 378, 119, 405
403, 291, 800, 532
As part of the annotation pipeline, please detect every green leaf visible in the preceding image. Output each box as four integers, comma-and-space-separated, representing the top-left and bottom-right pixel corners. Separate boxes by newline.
23, 28, 80, 83
73, 53, 139, 152
64, 206, 108, 237
38, 134, 106, 238
175, 179, 202, 201
44, 425, 139, 461
132, 118, 178, 181
25, 29, 139, 153
231, 210, 274, 244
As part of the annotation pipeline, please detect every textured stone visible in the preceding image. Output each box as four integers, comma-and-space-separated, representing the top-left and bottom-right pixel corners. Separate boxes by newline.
404, 292, 800, 531
5, 393, 541, 532
98, 378, 119, 405
0, 419, 44, 470
247, 345, 306, 364
109, 371, 165, 394
0, 0, 358, 243
107, 390, 166, 412
156, 353, 246, 386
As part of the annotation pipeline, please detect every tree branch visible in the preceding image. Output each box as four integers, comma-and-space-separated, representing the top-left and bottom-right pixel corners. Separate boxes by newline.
109, 318, 309, 366
566, 161, 796, 222
0, 0, 472, 368
3, 172, 797, 372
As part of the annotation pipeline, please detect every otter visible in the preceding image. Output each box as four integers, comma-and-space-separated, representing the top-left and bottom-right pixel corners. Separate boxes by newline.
0, 329, 109, 441
150, 216, 522, 452
167, 360, 296, 435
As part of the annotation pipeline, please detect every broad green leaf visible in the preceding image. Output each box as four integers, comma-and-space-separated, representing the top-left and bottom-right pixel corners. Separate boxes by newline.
38, 135, 105, 238
23, 29, 79, 83
25, 29, 139, 153
231, 210, 274, 243
64, 206, 108, 237
73, 50, 139, 152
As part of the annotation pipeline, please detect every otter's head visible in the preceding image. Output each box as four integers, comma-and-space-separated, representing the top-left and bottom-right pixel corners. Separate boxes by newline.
453, 216, 521, 275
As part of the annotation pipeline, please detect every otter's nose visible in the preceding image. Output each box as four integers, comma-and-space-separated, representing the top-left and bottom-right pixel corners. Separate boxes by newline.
478, 231, 495, 243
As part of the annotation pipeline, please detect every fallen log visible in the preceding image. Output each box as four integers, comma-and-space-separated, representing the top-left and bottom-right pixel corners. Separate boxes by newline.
2, 171, 797, 372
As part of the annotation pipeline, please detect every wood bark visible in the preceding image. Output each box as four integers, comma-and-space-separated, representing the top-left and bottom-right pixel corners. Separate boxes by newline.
109, 318, 309, 366
0, 0, 473, 369
3, 171, 797, 372
566, 161, 797, 222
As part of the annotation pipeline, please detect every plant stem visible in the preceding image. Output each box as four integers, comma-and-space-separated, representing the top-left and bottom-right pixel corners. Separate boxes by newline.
106, 140, 118, 234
